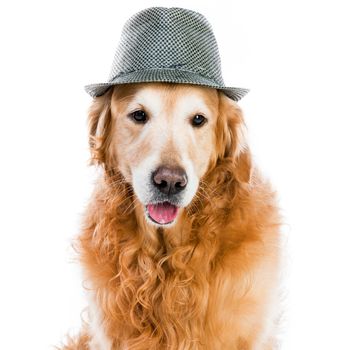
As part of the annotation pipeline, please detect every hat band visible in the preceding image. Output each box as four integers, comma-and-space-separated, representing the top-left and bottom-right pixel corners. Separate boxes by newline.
110, 65, 223, 86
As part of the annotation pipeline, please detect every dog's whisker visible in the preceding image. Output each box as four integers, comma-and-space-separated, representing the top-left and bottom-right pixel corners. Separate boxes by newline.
117, 193, 136, 210
122, 197, 139, 215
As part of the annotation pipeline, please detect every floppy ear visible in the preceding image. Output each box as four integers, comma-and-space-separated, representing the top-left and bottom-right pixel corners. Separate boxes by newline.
88, 88, 116, 168
216, 92, 252, 183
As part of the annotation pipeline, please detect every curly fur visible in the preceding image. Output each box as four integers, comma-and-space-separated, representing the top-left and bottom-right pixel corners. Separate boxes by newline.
59, 84, 281, 350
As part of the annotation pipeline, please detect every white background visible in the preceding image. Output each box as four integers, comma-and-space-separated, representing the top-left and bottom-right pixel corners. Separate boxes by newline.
0, 0, 359, 349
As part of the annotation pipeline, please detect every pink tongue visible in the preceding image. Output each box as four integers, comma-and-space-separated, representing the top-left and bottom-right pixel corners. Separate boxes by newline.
147, 202, 179, 224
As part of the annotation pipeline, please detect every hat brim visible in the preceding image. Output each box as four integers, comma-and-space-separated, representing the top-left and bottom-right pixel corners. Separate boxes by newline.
84, 69, 249, 101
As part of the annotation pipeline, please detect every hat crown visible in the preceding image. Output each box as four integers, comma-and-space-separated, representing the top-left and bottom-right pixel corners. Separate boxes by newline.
109, 7, 224, 85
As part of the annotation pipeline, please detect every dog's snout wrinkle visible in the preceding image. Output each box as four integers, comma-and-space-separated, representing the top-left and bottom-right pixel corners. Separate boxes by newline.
152, 166, 188, 195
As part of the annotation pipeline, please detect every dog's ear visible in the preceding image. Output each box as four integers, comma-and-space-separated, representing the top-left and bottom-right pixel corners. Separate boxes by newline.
88, 89, 115, 167
216, 92, 252, 183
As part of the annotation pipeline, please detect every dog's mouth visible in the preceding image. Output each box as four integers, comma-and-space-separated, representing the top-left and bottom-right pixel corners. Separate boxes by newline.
145, 201, 179, 225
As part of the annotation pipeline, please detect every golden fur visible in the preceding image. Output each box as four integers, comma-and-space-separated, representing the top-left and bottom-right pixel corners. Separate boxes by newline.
59, 83, 281, 350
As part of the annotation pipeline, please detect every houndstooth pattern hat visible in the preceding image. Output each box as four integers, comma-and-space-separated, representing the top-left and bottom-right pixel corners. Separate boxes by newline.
85, 7, 249, 101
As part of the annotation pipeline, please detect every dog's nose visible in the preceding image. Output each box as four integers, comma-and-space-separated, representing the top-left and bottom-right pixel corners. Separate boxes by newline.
152, 166, 188, 195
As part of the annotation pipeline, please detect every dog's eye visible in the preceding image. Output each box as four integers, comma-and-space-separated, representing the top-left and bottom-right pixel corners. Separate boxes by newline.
191, 114, 206, 127
130, 110, 148, 123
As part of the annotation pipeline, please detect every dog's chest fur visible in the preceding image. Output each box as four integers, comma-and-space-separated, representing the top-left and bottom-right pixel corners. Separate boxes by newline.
87, 223, 218, 349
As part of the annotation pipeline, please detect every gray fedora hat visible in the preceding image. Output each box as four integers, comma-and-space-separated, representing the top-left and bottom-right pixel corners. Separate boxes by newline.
85, 7, 249, 101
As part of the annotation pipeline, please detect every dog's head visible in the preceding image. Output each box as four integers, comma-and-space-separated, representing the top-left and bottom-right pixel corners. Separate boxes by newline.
88, 83, 250, 227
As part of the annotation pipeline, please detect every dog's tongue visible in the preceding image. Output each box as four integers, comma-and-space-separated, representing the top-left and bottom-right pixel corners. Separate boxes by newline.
147, 202, 179, 224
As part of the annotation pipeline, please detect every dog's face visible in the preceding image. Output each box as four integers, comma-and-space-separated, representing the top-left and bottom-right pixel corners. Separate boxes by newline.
90, 83, 246, 227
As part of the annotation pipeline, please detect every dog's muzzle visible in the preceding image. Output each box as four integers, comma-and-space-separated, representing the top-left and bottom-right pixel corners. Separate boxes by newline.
146, 166, 188, 225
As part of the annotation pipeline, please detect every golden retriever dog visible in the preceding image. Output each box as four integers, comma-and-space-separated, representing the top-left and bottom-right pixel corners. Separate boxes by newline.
60, 83, 281, 350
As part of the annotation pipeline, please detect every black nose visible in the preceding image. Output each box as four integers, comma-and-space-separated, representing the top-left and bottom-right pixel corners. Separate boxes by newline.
152, 166, 188, 195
